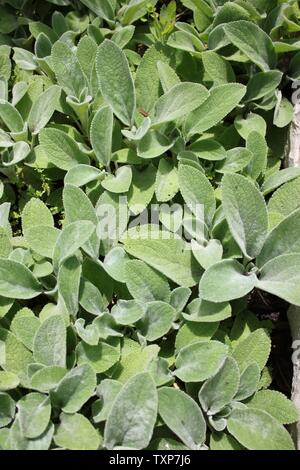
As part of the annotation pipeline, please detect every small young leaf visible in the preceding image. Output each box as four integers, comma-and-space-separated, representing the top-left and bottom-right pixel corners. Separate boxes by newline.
268, 176, 300, 217
65, 165, 103, 187
79, 278, 105, 316
127, 165, 156, 215
189, 139, 227, 162
0, 329, 33, 387
246, 131, 268, 180
137, 130, 174, 159
111, 299, 145, 325
157, 60, 180, 93
235, 113, 267, 140
11, 308, 40, 351
24, 226, 59, 259
244, 71, 282, 102
102, 246, 130, 283
135, 44, 171, 113
7, 418, 54, 450
191, 239, 223, 270
274, 96, 294, 128
0, 100, 24, 133
262, 168, 300, 196
112, 341, 157, 380
167, 30, 204, 53
112, 25, 135, 49
170, 287, 191, 313
216, 148, 252, 174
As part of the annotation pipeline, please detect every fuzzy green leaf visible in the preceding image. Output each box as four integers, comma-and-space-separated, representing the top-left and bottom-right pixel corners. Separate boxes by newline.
256, 254, 300, 306
174, 340, 228, 383
232, 329, 271, 372
104, 373, 158, 450
90, 105, 113, 167
0, 259, 42, 299
123, 227, 202, 287
222, 173, 268, 259
125, 259, 170, 303
199, 260, 257, 303
51, 363, 96, 414
185, 84, 246, 137
54, 413, 101, 450
199, 357, 240, 415
224, 21, 277, 71
158, 387, 206, 450
39, 128, 89, 170
227, 408, 294, 450
153, 82, 209, 126
247, 390, 299, 425
179, 164, 216, 224
28, 85, 61, 135
257, 208, 300, 267
96, 40, 136, 126
33, 314, 66, 367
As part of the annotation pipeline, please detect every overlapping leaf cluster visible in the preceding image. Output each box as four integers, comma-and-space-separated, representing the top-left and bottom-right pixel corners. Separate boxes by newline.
0, 0, 300, 450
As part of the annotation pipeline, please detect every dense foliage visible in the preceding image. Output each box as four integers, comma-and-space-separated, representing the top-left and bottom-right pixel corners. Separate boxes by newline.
0, 0, 300, 450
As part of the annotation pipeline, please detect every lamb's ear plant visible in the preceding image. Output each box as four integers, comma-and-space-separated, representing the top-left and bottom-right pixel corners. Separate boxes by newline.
0, 0, 300, 451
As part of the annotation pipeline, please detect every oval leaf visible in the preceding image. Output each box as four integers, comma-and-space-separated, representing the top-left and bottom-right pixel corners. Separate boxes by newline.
104, 372, 158, 450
